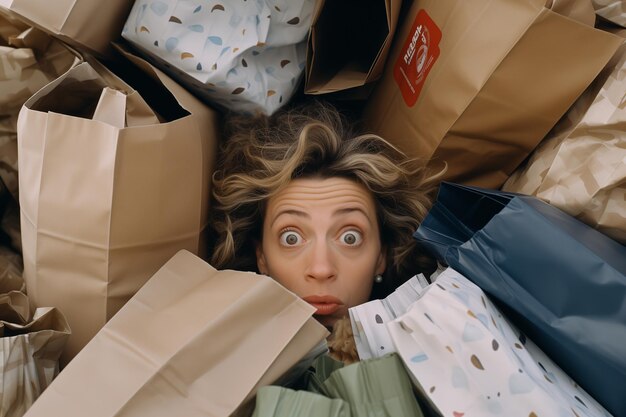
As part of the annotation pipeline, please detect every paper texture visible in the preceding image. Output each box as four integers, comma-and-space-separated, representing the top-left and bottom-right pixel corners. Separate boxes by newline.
0, 17, 77, 199
18, 57, 219, 363
0, 300, 70, 417
0, 0, 134, 58
592, 0, 626, 27
349, 274, 429, 360
252, 353, 424, 417
0, 246, 23, 293
122, 0, 315, 115
388, 268, 612, 417
504, 41, 626, 244
23, 250, 328, 417
362, 0, 622, 188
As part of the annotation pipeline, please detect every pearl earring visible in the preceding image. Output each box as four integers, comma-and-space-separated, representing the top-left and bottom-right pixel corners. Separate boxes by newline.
374, 274, 383, 284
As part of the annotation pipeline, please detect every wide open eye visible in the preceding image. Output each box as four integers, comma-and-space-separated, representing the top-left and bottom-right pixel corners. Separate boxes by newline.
339, 230, 363, 246
279, 230, 304, 246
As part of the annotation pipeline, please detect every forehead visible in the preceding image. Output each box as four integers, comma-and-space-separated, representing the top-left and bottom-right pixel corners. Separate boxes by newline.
266, 177, 377, 214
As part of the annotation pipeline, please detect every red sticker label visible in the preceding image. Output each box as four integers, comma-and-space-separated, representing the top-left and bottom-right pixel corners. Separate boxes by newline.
393, 10, 441, 107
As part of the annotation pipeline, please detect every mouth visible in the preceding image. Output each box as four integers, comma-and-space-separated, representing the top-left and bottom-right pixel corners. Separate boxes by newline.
302, 295, 344, 316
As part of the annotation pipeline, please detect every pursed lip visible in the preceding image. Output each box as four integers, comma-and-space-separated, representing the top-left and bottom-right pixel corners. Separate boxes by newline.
302, 295, 344, 316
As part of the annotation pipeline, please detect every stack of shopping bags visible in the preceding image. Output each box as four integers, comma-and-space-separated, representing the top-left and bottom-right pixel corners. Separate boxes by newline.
413, 183, 626, 416
0, 0, 624, 416
0, 12, 75, 416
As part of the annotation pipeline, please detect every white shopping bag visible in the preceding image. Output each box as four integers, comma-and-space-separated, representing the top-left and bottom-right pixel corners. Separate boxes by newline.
388, 268, 612, 417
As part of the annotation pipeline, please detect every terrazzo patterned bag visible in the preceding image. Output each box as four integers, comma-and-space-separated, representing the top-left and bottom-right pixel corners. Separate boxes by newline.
388, 268, 612, 417
122, 0, 315, 115
504, 41, 626, 244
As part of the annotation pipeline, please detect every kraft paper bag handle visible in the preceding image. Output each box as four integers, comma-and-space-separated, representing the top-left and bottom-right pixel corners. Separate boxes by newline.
86, 55, 160, 127
92, 87, 126, 128
92, 87, 159, 128
124, 89, 160, 127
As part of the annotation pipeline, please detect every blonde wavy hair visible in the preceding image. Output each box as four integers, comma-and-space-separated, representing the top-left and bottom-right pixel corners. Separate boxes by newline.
209, 101, 441, 297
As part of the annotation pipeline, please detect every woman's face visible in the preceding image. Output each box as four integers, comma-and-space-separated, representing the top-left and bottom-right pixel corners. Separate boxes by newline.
256, 177, 385, 328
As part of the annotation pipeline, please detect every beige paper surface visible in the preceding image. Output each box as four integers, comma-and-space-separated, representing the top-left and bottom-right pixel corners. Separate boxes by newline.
593, 0, 626, 27
18, 57, 219, 364
114, 44, 222, 259
0, 18, 77, 200
0, 0, 133, 58
363, 0, 622, 188
504, 42, 626, 244
23, 250, 328, 417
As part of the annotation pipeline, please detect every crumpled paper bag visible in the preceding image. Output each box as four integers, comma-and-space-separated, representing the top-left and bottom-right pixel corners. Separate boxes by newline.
504, 41, 626, 244
0, 245, 23, 293
592, 0, 626, 27
0, 15, 78, 199
0, 291, 70, 417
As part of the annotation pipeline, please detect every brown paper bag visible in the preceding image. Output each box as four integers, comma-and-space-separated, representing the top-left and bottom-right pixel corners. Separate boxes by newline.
304, 0, 402, 97
503, 41, 626, 244
0, 295, 70, 417
0, 246, 23, 293
363, 0, 622, 188
18, 57, 219, 364
0, 0, 133, 58
0, 16, 77, 200
22, 250, 328, 417
592, 0, 626, 27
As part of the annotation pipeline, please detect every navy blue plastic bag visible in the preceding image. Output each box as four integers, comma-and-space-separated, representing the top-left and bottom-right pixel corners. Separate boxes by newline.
414, 182, 626, 417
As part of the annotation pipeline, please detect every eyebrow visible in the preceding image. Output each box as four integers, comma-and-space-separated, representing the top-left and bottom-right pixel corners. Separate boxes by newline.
270, 206, 373, 228
333, 207, 370, 219
271, 209, 310, 227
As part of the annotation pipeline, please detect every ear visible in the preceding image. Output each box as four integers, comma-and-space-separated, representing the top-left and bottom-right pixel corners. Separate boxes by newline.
375, 247, 386, 276
256, 243, 269, 276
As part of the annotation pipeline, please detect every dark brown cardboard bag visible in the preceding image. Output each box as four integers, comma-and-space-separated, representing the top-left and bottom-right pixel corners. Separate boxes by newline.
363, 0, 622, 188
305, 0, 402, 97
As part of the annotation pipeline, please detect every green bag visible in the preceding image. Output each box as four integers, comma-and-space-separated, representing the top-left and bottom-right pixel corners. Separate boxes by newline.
252, 353, 424, 417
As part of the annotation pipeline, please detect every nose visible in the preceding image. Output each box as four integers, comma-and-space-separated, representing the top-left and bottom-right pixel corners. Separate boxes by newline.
305, 240, 337, 281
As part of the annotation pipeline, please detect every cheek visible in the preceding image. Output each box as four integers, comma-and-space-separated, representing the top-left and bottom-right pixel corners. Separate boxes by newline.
259, 241, 302, 291
347, 278, 374, 307
344, 264, 375, 307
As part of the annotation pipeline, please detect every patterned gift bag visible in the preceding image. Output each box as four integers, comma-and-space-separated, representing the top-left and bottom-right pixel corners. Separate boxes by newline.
388, 268, 612, 417
122, 0, 315, 115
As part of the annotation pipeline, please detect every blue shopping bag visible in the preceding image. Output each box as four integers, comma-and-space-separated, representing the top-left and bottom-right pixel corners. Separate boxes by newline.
414, 182, 626, 417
